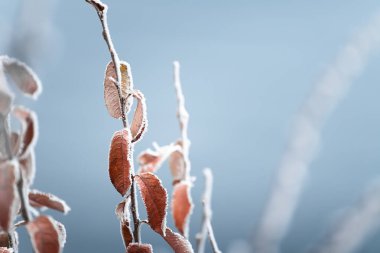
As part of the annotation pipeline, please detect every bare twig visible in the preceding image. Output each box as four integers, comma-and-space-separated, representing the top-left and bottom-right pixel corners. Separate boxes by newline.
196, 168, 221, 253
130, 175, 141, 243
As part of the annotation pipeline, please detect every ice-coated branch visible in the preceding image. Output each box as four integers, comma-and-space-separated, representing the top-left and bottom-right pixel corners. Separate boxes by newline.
309, 181, 380, 253
254, 12, 380, 253
196, 168, 221, 253
173, 61, 191, 180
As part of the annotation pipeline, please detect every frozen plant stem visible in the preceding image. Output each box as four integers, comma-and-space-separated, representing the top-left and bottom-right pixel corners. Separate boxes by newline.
196, 168, 221, 253
85, 0, 141, 243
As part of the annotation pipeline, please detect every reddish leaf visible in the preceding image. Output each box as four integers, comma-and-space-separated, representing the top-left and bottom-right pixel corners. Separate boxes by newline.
12, 106, 38, 158
28, 190, 70, 214
0, 232, 8, 248
169, 148, 186, 184
9, 133, 21, 157
161, 228, 194, 253
138, 143, 180, 173
135, 172, 167, 234
126, 243, 153, 253
109, 129, 133, 196
171, 181, 193, 237
115, 199, 133, 249
26, 216, 62, 253
0, 247, 13, 253
130, 90, 147, 143
19, 150, 35, 186
2, 56, 41, 99
104, 61, 122, 119
0, 161, 20, 232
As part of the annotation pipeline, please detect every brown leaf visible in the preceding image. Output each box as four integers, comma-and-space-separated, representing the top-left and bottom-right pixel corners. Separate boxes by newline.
109, 129, 133, 196
26, 216, 62, 253
171, 181, 193, 237
104, 61, 122, 119
115, 199, 133, 249
161, 228, 194, 253
19, 150, 35, 186
12, 106, 38, 158
130, 90, 147, 143
126, 243, 153, 253
2, 56, 41, 99
120, 62, 133, 99
169, 148, 186, 184
0, 161, 20, 232
28, 190, 70, 214
138, 143, 180, 174
135, 172, 167, 234
0, 247, 13, 253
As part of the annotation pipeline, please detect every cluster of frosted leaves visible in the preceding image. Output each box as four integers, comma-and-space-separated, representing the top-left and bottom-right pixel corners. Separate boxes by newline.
0, 56, 69, 253
138, 141, 193, 238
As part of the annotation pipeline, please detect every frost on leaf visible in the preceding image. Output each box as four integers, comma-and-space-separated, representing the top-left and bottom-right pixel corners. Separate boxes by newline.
109, 129, 133, 196
0, 161, 20, 232
0, 90, 12, 116
26, 216, 62, 253
19, 150, 36, 186
9, 133, 21, 157
172, 181, 193, 237
115, 199, 133, 249
169, 146, 186, 185
2, 56, 42, 99
135, 172, 168, 234
119, 62, 133, 98
126, 243, 153, 253
104, 61, 122, 119
130, 90, 147, 143
28, 190, 70, 214
0, 247, 13, 253
138, 143, 180, 173
54, 221, 66, 247
162, 228, 194, 253
12, 106, 38, 158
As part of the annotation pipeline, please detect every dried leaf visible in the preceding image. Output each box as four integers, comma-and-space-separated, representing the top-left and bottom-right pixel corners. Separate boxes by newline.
0, 247, 13, 253
172, 181, 193, 237
28, 190, 70, 214
162, 228, 194, 253
0, 161, 20, 232
138, 143, 180, 174
169, 148, 186, 184
26, 216, 62, 253
12, 106, 38, 158
9, 133, 21, 157
120, 62, 133, 98
135, 172, 167, 234
104, 61, 122, 119
109, 129, 133, 196
130, 90, 147, 143
2, 56, 42, 99
126, 243, 153, 253
115, 199, 133, 249
19, 150, 35, 186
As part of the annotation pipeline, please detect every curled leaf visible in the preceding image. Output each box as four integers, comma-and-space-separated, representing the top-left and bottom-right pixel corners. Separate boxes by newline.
161, 228, 194, 253
0, 91, 12, 116
2, 56, 42, 99
28, 189, 70, 214
109, 129, 133, 196
120, 62, 133, 99
12, 106, 38, 158
126, 243, 153, 253
0, 161, 20, 232
135, 172, 168, 234
104, 61, 122, 119
19, 150, 36, 186
138, 143, 180, 174
115, 199, 133, 249
9, 133, 21, 157
169, 147, 186, 184
26, 216, 62, 253
172, 181, 193, 237
130, 90, 147, 143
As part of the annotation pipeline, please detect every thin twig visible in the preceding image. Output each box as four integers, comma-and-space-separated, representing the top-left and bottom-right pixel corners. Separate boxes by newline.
130, 175, 141, 243
196, 168, 221, 253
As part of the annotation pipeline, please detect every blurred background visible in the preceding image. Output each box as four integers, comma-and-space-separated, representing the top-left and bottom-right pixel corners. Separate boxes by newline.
1, 0, 380, 252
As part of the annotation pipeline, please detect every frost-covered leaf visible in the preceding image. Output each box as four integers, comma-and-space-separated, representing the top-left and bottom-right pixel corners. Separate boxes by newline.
9, 132, 21, 157
0, 91, 12, 116
26, 216, 62, 253
104, 61, 122, 119
115, 199, 133, 249
12, 106, 38, 158
109, 129, 133, 196
120, 62, 133, 99
54, 221, 66, 247
0, 247, 13, 253
0, 161, 20, 232
135, 172, 167, 234
169, 146, 186, 184
2, 56, 42, 99
161, 228, 194, 253
172, 181, 193, 237
126, 243, 153, 253
138, 143, 180, 174
0, 232, 8, 248
28, 190, 70, 214
130, 90, 147, 143
19, 150, 35, 186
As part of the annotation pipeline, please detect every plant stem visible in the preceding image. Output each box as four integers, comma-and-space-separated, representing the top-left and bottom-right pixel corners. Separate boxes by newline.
130, 175, 141, 243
